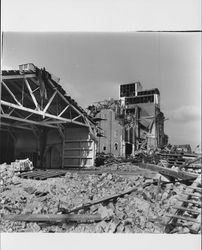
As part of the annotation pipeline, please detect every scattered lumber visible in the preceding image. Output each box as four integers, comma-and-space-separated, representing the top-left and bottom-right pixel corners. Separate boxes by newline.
138, 163, 198, 181
190, 214, 201, 233
177, 198, 201, 206
186, 186, 202, 192
172, 206, 200, 214
2, 213, 102, 223
179, 156, 202, 170
165, 214, 200, 224
182, 192, 201, 198
63, 186, 139, 214
61, 180, 158, 215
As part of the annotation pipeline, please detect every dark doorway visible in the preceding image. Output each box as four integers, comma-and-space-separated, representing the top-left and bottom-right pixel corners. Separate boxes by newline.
0, 131, 15, 164
125, 143, 132, 158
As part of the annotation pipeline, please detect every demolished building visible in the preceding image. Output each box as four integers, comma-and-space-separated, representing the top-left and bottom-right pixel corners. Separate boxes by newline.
88, 82, 168, 157
0, 63, 98, 168
0, 66, 201, 235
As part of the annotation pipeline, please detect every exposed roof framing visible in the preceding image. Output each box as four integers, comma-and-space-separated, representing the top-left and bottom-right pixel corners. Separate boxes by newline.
0, 66, 96, 132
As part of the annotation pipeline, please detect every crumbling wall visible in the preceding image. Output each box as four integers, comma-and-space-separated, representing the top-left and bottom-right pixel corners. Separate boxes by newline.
96, 109, 123, 156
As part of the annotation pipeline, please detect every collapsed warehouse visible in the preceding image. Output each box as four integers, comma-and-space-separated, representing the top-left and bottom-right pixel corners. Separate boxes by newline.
0, 64, 201, 233
0, 63, 98, 168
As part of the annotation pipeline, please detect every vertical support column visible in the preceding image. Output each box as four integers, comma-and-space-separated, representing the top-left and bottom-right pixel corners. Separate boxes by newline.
92, 140, 96, 167
61, 135, 65, 168
79, 140, 81, 167
137, 107, 140, 140
132, 125, 136, 156
122, 126, 126, 158
57, 125, 65, 168
39, 127, 47, 169
109, 110, 112, 154
127, 126, 130, 144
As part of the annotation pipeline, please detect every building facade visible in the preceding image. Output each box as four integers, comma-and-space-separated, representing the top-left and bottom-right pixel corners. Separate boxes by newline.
93, 82, 168, 157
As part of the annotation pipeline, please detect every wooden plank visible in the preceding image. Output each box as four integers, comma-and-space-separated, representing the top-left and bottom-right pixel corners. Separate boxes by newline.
182, 192, 201, 198
72, 114, 82, 121
1, 101, 89, 128
177, 198, 201, 206
63, 165, 93, 168
186, 186, 202, 192
181, 156, 202, 169
24, 79, 39, 109
61, 185, 145, 214
2, 213, 102, 223
63, 156, 93, 159
183, 164, 202, 169
58, 105, 70, 117
47, 78, 93, 128
43, 91, 57, 113
20, 170, 66, 180
2, 81, 23, 106
2, 74, 36, 80
65, 140, 93, 142
39, 172, 66, 179
172, 206, 200, 214
138, 163, 198, 180
190, 214, 201, 233
64, 148, 93, 151
0, 115, 56, 128
19, 170, 57, 178
166, 214, 200, 223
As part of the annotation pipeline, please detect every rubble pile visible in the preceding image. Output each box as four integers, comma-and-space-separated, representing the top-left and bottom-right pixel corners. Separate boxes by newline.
0, 159, 34, 186
95, 153, 123, 167
1, 161, 200, 233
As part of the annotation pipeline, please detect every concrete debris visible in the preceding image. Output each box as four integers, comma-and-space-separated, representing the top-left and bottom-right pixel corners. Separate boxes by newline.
95, 153, 123, 166
0, 159, 33, 186
1, 160, 201, 233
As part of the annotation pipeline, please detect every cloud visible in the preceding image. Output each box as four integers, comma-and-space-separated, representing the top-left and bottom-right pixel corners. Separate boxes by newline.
168, 105, 201, 123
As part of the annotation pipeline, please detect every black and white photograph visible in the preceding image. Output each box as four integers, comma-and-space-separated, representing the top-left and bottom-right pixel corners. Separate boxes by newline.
0, 1, 201, 250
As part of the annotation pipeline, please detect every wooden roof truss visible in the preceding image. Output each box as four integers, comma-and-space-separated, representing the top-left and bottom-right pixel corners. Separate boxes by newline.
0, 70, 96, 134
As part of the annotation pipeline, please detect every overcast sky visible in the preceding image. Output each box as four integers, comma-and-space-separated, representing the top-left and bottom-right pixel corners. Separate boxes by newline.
2, 32, 201, 148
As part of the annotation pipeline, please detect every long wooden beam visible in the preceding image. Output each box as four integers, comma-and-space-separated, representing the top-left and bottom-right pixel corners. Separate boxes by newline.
24, 78, 91, 128
165, 214, 200, 223
2, 213, 102, 223
43, 91, 57, 113
138, 163, 198, 181
61, 186, 138, 214
0, 121, 34, 131
33, 77, 96, 129
3, 79, 37, 109
1, 101, 89, 128
47, 79, 90, 126
2, 76, 96, 130
1, 100, 72, 122
2, 74, 36, 80
1, 114, 57, 128
24, 79, 39, 110
58, 105, 69, 117
2, 81, 22, 106
72, 114, 82, 121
